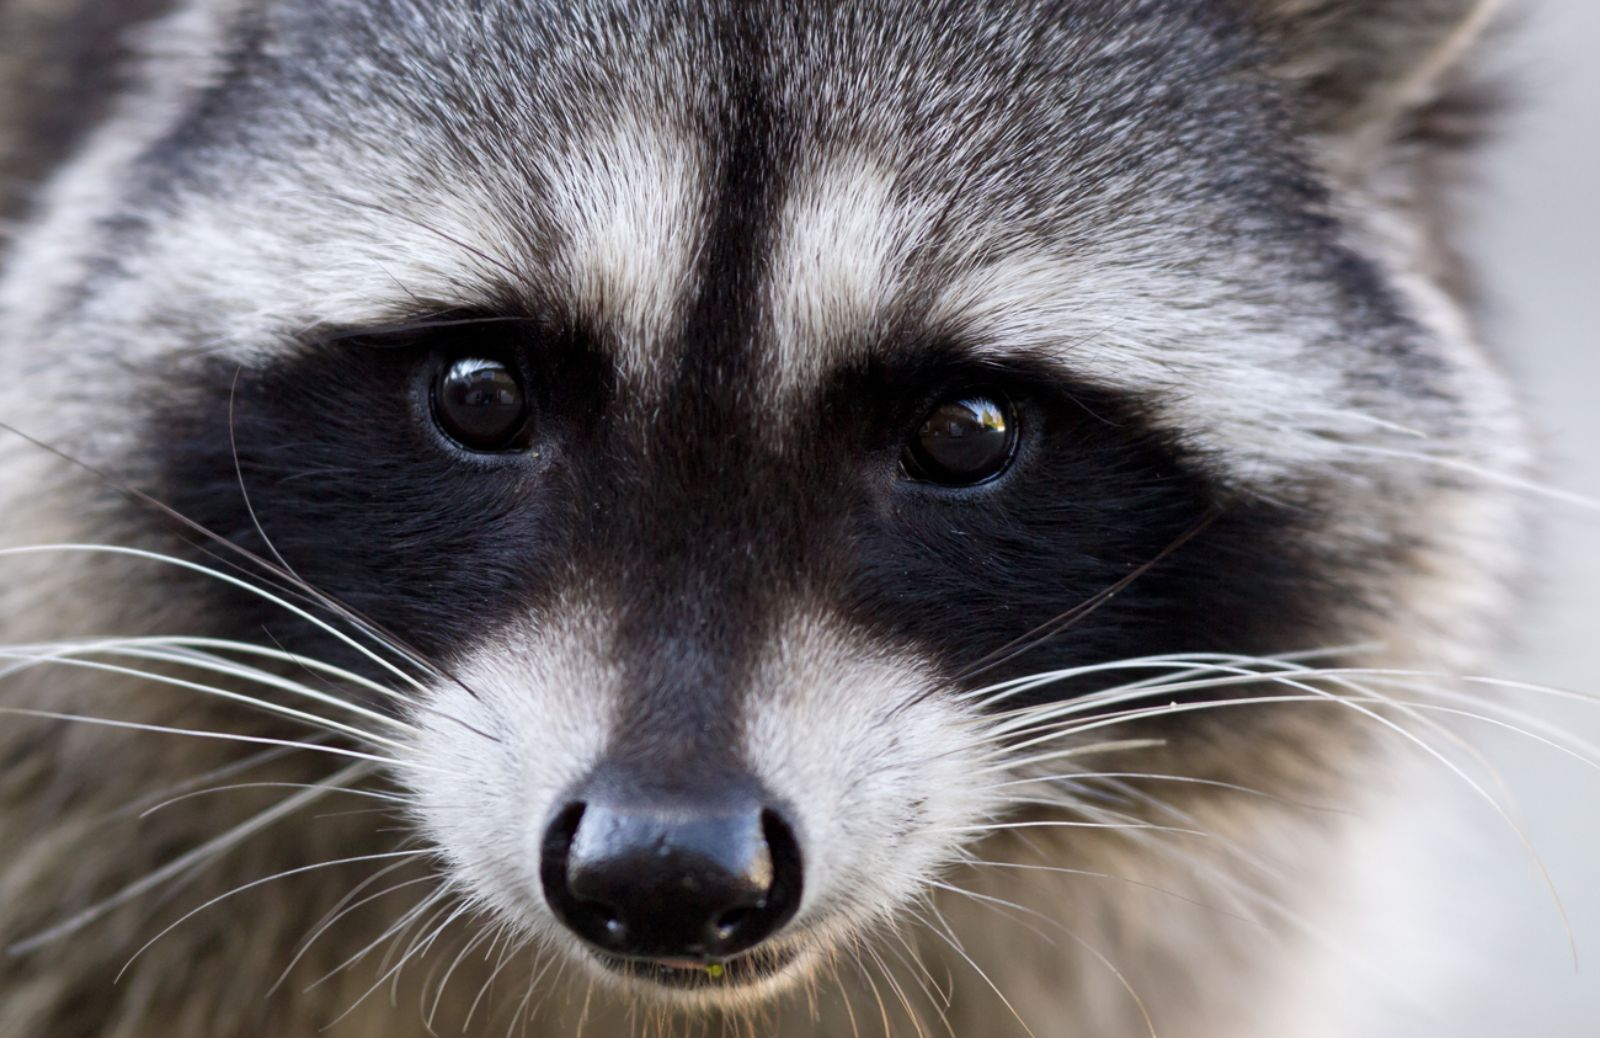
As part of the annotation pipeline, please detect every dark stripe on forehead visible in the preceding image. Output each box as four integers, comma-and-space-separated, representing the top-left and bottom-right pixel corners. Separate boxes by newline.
601, 5, 794, 779
676, 10, 785, 371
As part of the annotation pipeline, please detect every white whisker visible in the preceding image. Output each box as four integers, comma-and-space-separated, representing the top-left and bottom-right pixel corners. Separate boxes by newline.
302, 885, 447, 994
933, 879, 1156, 1038
1342, 443, 1600, 513
271, 869, 437, 996
913, 909, 1040, 1038
138, 781, 407, 819
984, 771, 1348, 814
8, 761, 377, 955
1, 634, 419, 716
930, 820, 1205, 837
0, 648, 412, 748
115, 847, 431, 981
464, 927, 535, 1034
0, 544, 435, 699
426, 917, 499, 1030
0, 706, 434, 771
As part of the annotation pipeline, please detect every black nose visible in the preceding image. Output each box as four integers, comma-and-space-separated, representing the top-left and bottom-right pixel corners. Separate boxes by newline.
540, 794, 803, 962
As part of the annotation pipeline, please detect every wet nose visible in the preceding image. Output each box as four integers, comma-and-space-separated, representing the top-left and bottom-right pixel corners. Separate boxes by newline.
539, 793, 802, 962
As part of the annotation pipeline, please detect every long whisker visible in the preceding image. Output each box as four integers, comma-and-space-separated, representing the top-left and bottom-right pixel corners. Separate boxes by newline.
138, 782, 407, 819
304, 883, 446, 993
983, 771, 1348, 814
462, 922, 521, 1033
0, 543, 434, 700
953, 510, 1220, 685
962, 649, 1370, 716
388, 900, 473, 1004
0, 706, 435, 771
981, 671, 1582, 958
228, 365, 304, 587
271, 869, 438, 995
913, 908, 1041, 1038
934, 879, 1157, 1038
929, 819, 1205, 837
883, 930, 959, 1038
1341, 443, 1600, 513
0, 649, 413, 748
1, 634, 420, 710
985, 668, 1587, 838
852, 943, 896, 1038
986, 660, 1600, 737
426, 918, 501, 1031
955, 857, 1251, 923
8, 761, 380, 956
0, 422, 460, 687
102, 742, 315, 822
115, 851, 426, 981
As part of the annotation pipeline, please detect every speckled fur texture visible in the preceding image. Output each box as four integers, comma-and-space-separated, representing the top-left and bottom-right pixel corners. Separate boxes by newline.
0, 2, 1529, 1036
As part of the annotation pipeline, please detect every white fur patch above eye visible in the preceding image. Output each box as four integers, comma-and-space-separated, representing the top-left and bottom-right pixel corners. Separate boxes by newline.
552, 117, 708, 383
763, 157, 927, 400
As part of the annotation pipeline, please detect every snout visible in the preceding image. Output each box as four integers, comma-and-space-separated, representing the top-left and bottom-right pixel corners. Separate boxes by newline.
539, 775, 804, 983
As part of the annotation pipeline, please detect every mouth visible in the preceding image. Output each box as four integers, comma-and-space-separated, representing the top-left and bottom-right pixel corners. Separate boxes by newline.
592, 943, 803, 991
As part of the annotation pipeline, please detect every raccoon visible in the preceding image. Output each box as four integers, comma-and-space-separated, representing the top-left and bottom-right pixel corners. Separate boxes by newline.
0, 1, 1538, 1036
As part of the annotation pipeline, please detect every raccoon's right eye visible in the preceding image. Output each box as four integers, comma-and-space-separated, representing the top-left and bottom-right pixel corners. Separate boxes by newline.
432, 357, 532, 451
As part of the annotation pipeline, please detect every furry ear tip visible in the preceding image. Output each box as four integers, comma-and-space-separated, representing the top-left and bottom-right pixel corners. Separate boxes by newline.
1247, 0, 1508, 148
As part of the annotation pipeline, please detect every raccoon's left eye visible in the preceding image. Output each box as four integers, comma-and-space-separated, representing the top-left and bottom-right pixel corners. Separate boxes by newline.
902, 393, 1018, 486
432, 357, 531, 451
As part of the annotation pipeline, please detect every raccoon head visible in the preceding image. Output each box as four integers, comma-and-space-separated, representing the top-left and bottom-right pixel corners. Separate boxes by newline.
0, 0, 1523, 1022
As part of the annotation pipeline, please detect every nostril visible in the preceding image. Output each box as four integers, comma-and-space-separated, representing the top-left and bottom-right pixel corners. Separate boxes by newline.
541, 801, 615, 938
585, 900, 624, 937
761, 807, 803, 914
713, 906, 756, 942
542, 801, 586, 859
698, 808, 802, 955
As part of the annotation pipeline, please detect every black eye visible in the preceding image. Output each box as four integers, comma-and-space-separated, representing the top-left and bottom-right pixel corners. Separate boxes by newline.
903, 393, 1018, 486
432, 357, 530, 451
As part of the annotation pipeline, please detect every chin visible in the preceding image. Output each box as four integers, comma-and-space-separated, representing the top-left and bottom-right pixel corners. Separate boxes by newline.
581, 939, 820, 1010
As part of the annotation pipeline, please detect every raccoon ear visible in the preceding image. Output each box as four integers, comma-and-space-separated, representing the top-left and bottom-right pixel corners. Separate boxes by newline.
1250, 0, 1504, 169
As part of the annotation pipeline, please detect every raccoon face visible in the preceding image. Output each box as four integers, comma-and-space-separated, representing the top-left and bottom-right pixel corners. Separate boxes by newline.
0, 0, 1524, 1021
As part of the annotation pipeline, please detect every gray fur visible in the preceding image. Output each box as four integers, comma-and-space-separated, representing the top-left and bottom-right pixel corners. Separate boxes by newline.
0, 2, 1527, 1036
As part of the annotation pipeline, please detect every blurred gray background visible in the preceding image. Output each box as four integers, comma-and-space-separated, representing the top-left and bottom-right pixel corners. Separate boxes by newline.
1427, 1, 1599, 1032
